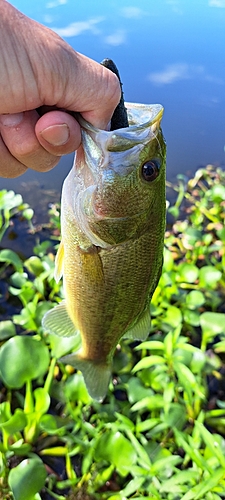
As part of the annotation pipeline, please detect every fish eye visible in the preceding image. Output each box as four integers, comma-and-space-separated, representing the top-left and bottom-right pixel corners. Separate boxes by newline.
141, 159, 160, 182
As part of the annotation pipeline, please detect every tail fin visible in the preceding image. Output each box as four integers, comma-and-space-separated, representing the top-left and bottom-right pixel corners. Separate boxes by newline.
60, 353, 111, 402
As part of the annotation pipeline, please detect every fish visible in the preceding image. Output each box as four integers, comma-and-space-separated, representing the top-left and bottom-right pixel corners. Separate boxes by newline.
42, 100, 166, 402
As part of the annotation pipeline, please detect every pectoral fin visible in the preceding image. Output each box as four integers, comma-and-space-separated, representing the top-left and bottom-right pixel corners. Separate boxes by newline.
54, 240, 64, 283
123, 308, 151, 341
42, 300, 80, 339
60, 353, 111, 402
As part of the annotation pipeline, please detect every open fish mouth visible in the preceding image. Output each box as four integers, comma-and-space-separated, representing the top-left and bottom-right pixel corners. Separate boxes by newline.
76, 103, 164, 153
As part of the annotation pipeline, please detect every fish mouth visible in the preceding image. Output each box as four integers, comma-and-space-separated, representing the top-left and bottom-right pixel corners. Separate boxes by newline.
76, 103, 164, 184
76, 103, 163, 133
76, 103, 164, 153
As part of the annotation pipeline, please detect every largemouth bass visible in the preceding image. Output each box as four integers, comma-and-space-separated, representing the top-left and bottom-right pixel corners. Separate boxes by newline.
42, 102, 166, 401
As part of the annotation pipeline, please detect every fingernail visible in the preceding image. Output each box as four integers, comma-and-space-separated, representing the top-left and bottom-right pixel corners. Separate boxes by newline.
0, 113, 24, 126
40, 124, 70, 146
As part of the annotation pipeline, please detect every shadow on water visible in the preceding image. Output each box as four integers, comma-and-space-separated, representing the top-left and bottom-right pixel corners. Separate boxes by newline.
0, 154, 74, 213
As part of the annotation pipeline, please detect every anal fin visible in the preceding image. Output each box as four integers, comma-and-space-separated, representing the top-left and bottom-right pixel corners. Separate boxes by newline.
123, 308, 151, 341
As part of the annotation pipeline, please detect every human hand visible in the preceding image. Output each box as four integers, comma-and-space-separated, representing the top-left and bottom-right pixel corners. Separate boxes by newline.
0, 1, 121, 178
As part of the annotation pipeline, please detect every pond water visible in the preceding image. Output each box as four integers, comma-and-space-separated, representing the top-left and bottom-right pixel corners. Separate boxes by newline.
1, 0, 225, 202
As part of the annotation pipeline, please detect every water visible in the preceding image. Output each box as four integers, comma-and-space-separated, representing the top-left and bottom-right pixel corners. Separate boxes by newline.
1, 0, 225, 201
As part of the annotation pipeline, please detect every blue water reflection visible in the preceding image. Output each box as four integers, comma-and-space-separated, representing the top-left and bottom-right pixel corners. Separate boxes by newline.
2, 0, 225, 196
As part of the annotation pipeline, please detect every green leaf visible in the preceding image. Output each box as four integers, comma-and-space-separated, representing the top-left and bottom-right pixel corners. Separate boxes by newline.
106, 496, 124, 500
115, 413, 134, 432
126, 430, 151, 468
95, 431, 137, 476
0, 400, 11, 422
0, 249, 23, 271
186, 290, 205, 309
195, 422, 225, 467
163, 403, 187, 429
199, 266, 222, 288
0, 320, 16, 340
181, 467, 225, 500
136, 418, 160, 434
168, 205, 179, 218
200, 312, 225, 337
160, 469, 199, 492
64, 373, 91, 404
0, 336, 50, 388
47, 332, 81, 358
182, 227, 202, 247
214, 340, 225, 353
10, 272, 28, 288
163, 305, 182, 327
131, 394, 164, 412
217, 226, 225, 242
34, 388, 50, 415
176, 263, 199, 283
174, 430, 212, 472
0, 190, 23, 211
163, 248, 174, 272
8, 455, 47, 500
151, 455, 181, 475
33, 240, 52, 257
9, 440, 32, 456
127, 377, 152, 404
121, 476, 145, 497
0, 408, 27, 434
35, 302, 53, 327
190, 350, 206, 374
135, 340, 164, 351
33, 276, 45, 295
13, 303, 37, 330
164, 331, 173, 358
39, 414, 59, 434
132, 355, 166, 373
208, 184, 225, 202
174, 362, 205, 400
40, 414, 68, 436
183, 309, 200, 326
22, 208, 34, 220
25, 256, 45, 276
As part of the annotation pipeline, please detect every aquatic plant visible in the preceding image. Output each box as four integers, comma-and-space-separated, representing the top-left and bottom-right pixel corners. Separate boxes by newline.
0, 165, 225, 499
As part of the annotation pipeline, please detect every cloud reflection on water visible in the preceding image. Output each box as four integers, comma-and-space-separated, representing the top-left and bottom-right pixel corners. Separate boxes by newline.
120, 7, 145, 18
165, 0, 184, 14
209, 0, 225, 7
51, 17, 104, 37
104, 30, 126, 46
148, 63, 192, 85
46, 0, 67, 8
148, 63, 224, 86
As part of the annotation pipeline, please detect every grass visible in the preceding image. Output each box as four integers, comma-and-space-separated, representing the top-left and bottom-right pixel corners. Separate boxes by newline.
0, 164, 225, 500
